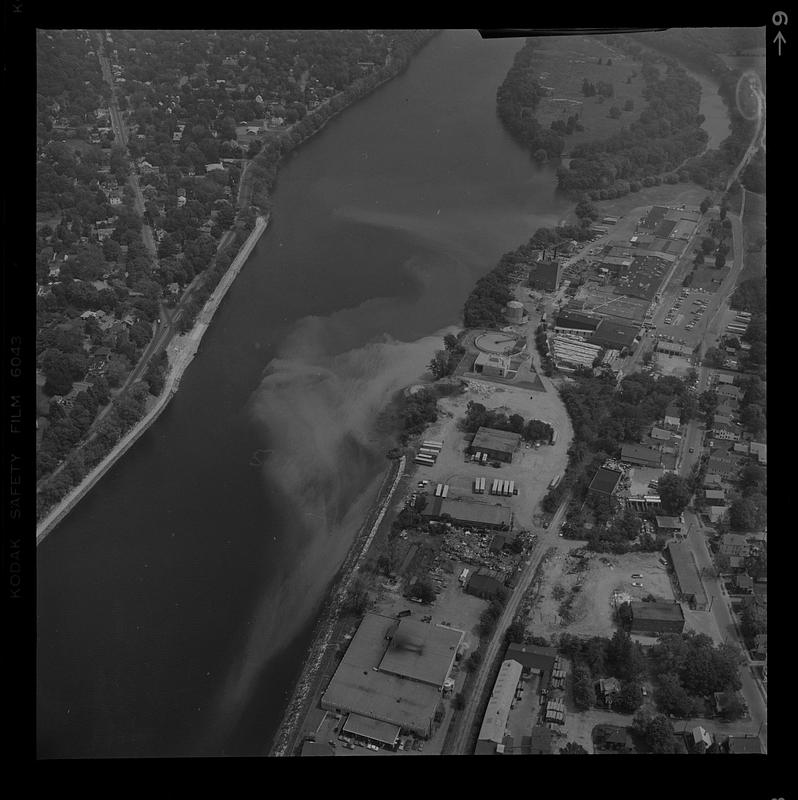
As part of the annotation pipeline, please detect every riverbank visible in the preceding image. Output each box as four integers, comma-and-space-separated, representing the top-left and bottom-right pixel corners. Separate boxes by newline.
35, 215, 270, 545
268, 454, 408, 756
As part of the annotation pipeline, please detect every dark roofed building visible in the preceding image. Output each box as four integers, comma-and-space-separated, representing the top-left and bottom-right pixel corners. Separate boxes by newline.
422, 496, 513, 530
667, 541, 707, 609
630, 601, 685, 635
528, 259, 561, 292
505, 643, 558, 692
588, 467, 623, 496
470, 427, 522, 463
466, 569, 506, 600
621, 444, 662, 468
554, 310, 601, 335
590, 319, 640, 351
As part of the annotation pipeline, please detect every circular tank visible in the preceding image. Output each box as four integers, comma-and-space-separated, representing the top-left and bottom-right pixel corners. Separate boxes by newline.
505, 301, 524, 323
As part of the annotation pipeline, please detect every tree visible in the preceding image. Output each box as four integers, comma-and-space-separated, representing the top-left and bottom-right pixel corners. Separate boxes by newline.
698, 389, 718, 421
719, 692, 746, 721
701, 236, 715, 255
612, 681, 643, 714
572, 665, 596, 710
609, 105, 621, 119
505, 620, 526, 644
560, 742, 588, 754
428, 350, 449, 380
644, 714, 681, 754
466, 650, 483, 672
413, 578, 436, 604
658, 472, 691, 516
624, 99, 634, 112
700, 196, 712, 214
715, 252, 726, 269
654, 672, 695, 717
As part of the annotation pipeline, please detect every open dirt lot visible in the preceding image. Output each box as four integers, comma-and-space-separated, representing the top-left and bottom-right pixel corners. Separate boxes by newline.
413, 379, 573, 532
528, 550, 675, 641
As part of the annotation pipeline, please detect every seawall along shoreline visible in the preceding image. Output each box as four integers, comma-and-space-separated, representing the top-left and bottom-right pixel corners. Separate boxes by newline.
35, 215, 270, 545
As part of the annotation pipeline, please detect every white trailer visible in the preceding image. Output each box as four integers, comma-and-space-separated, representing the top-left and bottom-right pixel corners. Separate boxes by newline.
419, 449, 438, 458
491, 478, 500, 495
474, 478, 481, 493
504, 480, 511, 496
435, 483, 443, 497
481, 453, 488, 464
414, 456, 434, 466
423, 440, 444, 449
459, 568, 470, 585
441, 484, 449, 498
509, 480, 516, 496
473, 451, 481, 462
480, 477, 486, 493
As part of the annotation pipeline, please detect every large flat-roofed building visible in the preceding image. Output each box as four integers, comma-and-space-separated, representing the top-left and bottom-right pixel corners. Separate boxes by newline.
342, 713, 400, 749
621, 444, 662, 468
667, 541, 707, 609
528, 259, 561, 292
550, 334, 602, 371
422, 496, 513, 530
630, 601, 685, 635
590, 319, 640, 351
475, 659, 524, 755
470, 427, 522, 463
465, 568, 506, 600
320, 613, 463, 737
554, 310, 601, 337
379, 618, 463, 687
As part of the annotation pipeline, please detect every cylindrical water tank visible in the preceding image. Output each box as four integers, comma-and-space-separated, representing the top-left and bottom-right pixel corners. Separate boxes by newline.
505, 301, 524, 323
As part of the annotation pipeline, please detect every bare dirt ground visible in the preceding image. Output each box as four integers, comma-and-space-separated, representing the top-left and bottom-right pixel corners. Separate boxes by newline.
528, 549, 675, 641
424, 380, 573, 532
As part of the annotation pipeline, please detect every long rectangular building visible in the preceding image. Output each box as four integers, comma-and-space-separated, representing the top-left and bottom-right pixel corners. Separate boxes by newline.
475, 659, 524, 755
422, 495, 513, 530
667, 541, 707, 609
630, 601, 685, 635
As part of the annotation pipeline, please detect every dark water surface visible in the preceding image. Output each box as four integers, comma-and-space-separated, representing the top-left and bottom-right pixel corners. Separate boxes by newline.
37, 29, 574, 758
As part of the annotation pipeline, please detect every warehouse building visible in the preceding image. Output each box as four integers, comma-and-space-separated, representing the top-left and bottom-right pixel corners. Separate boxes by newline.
656, 341, 693, 358
554, 310, 601, 337
505, 642, 559, 693
590, 319, 640, 351
475, 659, 524, 755
421, 495, 513, 530
550, 334, 603, 371
470, 427, 522, 463
320, 613, 463, 738
667, 541, 707, 609
630, 601, 685, 635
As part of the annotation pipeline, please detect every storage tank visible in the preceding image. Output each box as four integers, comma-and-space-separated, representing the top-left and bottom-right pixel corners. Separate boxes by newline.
505, 300, 524, 324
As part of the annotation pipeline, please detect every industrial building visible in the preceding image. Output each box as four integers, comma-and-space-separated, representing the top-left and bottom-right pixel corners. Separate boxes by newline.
620, 444, 662, 468
421, 495, 513, 530
554, 310, 601, 337
505, 643, 559, 693
590, 319, 640, 351
470, 427, 522, 463
320, 613, 463, 738
630, 601, 685, 635
656, 516, 684, 535
550, 334, 602, 371
475, 659, 524, 755
474, 351, 510, 378
666, 541, 707, 609
528, 259, 561, 292
341, 713, 401, 749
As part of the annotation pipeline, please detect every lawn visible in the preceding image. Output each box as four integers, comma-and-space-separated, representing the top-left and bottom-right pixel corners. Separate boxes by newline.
529, 35, 647, 152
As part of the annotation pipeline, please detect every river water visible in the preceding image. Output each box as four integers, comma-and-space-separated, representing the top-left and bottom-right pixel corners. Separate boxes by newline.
36, 30, 572, 759
36, 30, 732, 759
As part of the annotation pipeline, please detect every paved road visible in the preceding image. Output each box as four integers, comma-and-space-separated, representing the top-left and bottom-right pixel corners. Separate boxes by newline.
449, 496, 570, 754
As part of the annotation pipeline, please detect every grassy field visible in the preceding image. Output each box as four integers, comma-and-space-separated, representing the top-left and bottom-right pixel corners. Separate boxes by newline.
529, 35, 646, 152
739, 189, 766, 282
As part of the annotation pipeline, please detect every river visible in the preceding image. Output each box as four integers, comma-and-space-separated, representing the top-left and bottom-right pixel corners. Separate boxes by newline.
36, 29, 573, 758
